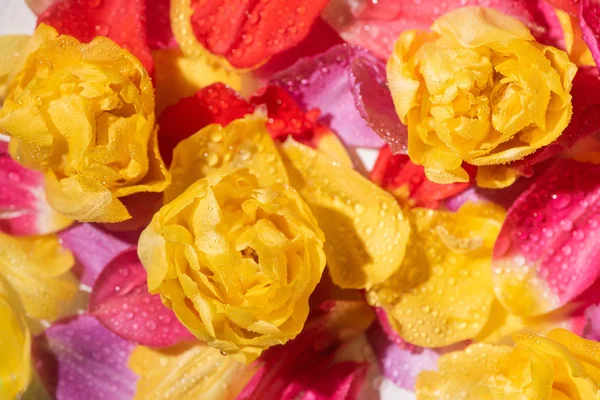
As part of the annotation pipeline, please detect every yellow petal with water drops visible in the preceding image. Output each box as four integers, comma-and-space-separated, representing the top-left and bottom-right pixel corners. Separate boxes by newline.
0, 35, 30, 103
416, 343, 513, 400
313, 130, 354, 169
0, 232, 78, 321
153, 48, 258, 114
278, 138, 410, 289
0, 278, 31, 400
129, 341, 257, 400
367, 202, 505, 347
165, 115, 288, 203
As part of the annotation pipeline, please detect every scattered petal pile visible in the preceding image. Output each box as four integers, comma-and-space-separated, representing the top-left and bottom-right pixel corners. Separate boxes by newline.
2, 0, 600, 399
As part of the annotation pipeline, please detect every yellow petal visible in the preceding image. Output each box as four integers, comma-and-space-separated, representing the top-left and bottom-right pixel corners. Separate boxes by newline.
153, 48, 258, 114
278, 138, 410, 289
0, 279, 31, 400
129, 341, 256, 400
0, 35, 30, 103
165, 115, 288, 203
368, 202, 505, 347
555, 9, 596, 67
0, 232, 78, 321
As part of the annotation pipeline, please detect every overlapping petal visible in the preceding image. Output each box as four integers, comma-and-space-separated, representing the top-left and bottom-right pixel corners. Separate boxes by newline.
492, 159, 600, 317
279, 139, 410, 289
129, 341, 256, 400
367, 202, 505, 347
170, 0, 330, 69
0, 142, 72, 236
0, 35, 30, 102
89, 249, 195, 347
271, 45, 401, 149
580, 0, 600, 69
33, 315, 138, 400
0, 232, 78, 322
323, 0, 566, 60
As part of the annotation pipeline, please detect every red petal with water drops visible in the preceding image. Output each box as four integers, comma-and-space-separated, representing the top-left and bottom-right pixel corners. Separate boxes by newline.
188, 0, 330, 69
89, 249, 195, 347
271, 44, 401, 149
38, 0, 155, 74
492, 159, 600, 317
59, 223, 136, 287
0, 142, 72, 236
33, 315, 137, 400
580, 0, 600, 70
322, 0, 565, 60
157, 83, 254, 165
371, 146, 472, 209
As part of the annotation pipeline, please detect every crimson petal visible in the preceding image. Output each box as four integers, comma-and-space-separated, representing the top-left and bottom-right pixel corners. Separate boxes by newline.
492, 159, 600, 317
33, 315, 137, 400
89, 249, 195, 347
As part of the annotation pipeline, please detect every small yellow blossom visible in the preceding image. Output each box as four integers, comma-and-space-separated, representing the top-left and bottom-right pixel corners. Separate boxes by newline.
387, 7, 577, 187
0, 24, 170, 223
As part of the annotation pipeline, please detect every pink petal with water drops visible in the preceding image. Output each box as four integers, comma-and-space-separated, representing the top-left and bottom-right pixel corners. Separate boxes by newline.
271, 44, 404, 149
322, 0, 565, 60
492, 159, 600, 317
0, 142, 72, 236
32, 315, 137, 400
59, 223, 136, 287
89, 249, 194, 347
366, 323, 439, 391
580, 0, 600, 72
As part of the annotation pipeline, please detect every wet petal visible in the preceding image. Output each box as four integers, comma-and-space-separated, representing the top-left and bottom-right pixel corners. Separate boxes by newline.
0, 35, 30, 102
59, 223, 136, 287
492, 159, 600, 316
279, 139, 410, 289
368, 202, 506, 347
580, 0, 600, 70
171, 0, 329, 69
0, 142, 72, 235
165, 115, 288, 202
271, 45, 401, 149
89, 249, 194, 347
129, 341, 256, 400
584, 304, 600, 341
371, 146, 472, 208
0, 232, 78, 321
323, 0, 565, 60
33, 315, 137, 400
38, 0, 154, 74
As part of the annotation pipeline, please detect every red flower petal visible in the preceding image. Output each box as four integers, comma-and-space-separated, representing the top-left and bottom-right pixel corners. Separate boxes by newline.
580, 0, 600, 70
271, 45, 398, 148
89, 249, 195, 347
157, 83, 254, 165
547, 0, 579, 16
38, 0, 154, 74
59, 223, 136, 287
33, 315, 137, 400
187, 0, 329, 69
0, 142, 71, 236
492, 159, 600, 317
371, 146, 472, 209
322, 0, 565, 60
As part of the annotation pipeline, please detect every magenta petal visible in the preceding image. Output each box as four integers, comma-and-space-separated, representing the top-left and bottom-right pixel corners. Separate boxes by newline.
89, 249, 194, 347
299, 362, 369, 400
0, 143, 70, 236
33, 315, 137, 400
580, 0, 600, 71
366, 323, 439, 390
271, 44, 404, 149
584, 304, 600, 341
59, 224, 136, 287
492, 159, 600, 316
322, 0, 565, 60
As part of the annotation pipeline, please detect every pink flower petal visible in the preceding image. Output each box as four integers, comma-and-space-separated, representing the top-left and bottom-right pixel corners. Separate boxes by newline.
89, 249, 194, 347
584, 303, 600, 341
366, 323, 439, 390
580, 0, 600, 71
59, 224, 136, 287
322, 0, 565, 60
0, 142, 72, 236
271, 44, 402, 149
32, 315, 137, 400
492, 159, 600, 317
